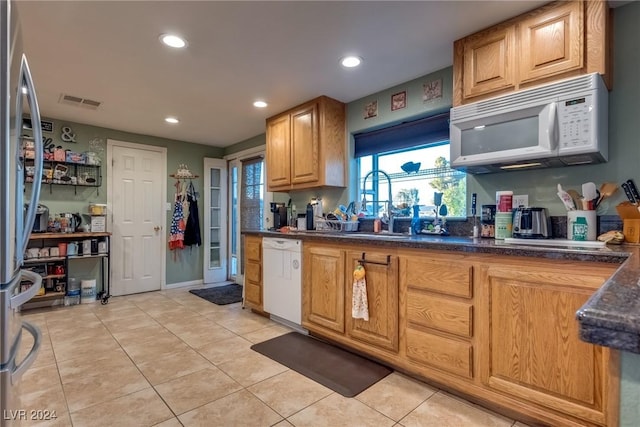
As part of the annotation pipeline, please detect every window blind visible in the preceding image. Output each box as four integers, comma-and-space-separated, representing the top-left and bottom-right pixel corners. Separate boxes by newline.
354, 112, 450, 158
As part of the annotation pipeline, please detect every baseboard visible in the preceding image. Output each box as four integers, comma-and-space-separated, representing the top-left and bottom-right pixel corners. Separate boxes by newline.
164, 279, 203, 290
201, 280, 236, 289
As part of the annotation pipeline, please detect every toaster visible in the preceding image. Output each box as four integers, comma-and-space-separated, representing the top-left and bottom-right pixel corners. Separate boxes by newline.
512, 207, 552, 239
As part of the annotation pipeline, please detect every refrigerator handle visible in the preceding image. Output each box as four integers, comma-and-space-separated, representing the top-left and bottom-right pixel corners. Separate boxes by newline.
16, 54, 44, 261
10, 270, 42, 309
11, 321, 41, 384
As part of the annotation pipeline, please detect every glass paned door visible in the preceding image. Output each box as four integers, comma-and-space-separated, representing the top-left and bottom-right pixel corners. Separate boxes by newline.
203, 158, 227, 284
229, 165, 238, 280
227, 154, 266, 288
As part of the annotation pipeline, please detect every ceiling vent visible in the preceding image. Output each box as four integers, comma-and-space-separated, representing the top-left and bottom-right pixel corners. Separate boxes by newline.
58, 93, 102, 110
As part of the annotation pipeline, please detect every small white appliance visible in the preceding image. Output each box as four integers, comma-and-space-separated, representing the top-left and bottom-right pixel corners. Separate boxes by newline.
262, 238, 304, 331
450, 73, 608, 174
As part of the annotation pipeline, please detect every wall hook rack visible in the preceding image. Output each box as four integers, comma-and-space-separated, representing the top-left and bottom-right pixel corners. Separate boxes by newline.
169, 163, 198, 179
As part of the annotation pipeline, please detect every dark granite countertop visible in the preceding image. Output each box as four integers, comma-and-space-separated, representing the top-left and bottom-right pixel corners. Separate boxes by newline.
246, 229, 640, 354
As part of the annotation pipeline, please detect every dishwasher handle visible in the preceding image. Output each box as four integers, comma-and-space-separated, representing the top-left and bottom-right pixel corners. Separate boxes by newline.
262, 238, 302, 251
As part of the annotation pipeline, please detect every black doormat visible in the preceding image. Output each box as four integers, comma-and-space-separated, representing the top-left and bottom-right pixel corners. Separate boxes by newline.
251, 332, 392, 397
189, 284, 243, 305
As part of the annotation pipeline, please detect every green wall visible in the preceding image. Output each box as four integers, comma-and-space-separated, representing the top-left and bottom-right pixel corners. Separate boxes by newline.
608, 4, 640, 425
345, 66, 454, 205
26, 118, 224, 286
224, 133, 265, 156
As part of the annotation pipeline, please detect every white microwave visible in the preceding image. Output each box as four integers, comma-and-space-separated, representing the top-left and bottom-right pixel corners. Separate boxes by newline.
450, 73, 608, 174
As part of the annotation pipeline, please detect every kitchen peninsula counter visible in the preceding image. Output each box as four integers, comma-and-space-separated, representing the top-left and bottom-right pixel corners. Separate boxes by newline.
247, 230, 636, 426
245, 230, 640, 354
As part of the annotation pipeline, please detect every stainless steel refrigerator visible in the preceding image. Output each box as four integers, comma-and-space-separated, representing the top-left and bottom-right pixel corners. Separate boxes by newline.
1, 0, 45, 424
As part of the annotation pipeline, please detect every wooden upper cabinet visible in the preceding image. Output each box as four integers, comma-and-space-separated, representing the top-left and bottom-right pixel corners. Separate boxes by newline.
460, 26, 516, 100
518, 1, 583, 83
266, 96, 346, 192
265, 114, 291, 189
453, 0, 610, 106
290, 103, 319, 185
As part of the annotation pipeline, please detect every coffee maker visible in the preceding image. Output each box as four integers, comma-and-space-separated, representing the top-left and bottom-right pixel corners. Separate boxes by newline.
270, 202, 288, 230
26, 203, 49, 232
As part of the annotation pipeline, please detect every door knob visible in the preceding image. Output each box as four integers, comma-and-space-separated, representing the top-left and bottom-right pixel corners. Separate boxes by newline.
154, 226, 161, 232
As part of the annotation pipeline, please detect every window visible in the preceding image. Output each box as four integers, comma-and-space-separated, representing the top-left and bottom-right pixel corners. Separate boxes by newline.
355, 113, 466, 219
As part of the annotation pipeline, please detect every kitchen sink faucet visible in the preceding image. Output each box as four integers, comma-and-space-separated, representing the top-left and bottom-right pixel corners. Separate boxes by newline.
361, 169, 396, 232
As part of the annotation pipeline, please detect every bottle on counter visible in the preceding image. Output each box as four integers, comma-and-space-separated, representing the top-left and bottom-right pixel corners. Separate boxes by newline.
373, 218, 382, 233
64, 277, 80, 306
411, 205, 421, 235
306, 203, 314, 230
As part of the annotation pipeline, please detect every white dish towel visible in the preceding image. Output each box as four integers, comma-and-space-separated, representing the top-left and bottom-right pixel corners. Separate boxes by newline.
352, 264, 369, 321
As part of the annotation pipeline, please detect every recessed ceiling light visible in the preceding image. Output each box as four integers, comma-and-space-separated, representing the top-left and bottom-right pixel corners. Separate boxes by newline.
165, 117, 179, 124
340, 56, 362, 68
160, 34, 187, 48
253, 100, 268, 108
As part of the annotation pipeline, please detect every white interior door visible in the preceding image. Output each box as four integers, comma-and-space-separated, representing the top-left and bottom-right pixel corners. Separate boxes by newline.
203, 158, 228, 284
108, 140, 166, 296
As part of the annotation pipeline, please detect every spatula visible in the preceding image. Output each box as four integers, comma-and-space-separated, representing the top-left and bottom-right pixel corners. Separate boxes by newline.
582, 182, 598, 200
582, 182, 598, 209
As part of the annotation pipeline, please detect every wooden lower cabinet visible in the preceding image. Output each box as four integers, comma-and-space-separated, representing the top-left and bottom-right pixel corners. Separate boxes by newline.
345, 250, 399, 353
300, 242, 620, 427
400, 254, 476, 379
243, 235, 263, 310
479, 261, 619, 427
302, 244, 345, 334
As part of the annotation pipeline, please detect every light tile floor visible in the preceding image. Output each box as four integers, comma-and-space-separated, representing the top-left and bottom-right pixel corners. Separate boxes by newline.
16, 287, 531, 427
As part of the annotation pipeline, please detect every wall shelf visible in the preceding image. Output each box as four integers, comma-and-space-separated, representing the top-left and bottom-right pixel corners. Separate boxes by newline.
24, 159, 102, 195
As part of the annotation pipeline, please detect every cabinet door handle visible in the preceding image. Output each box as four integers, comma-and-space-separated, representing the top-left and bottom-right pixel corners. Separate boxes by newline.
18, 55, 44, 262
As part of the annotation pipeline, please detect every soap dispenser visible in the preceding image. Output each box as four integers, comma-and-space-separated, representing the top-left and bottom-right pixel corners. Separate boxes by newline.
411, 205, 421, 235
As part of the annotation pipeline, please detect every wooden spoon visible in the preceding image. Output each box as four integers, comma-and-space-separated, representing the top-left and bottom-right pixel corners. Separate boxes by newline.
596, 182, 618, 206
567, 189, 582, 210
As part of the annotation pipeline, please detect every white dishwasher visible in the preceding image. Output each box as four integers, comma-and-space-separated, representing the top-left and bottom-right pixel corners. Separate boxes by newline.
262, 238, 303, 328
